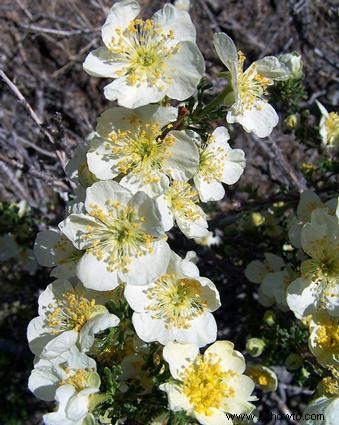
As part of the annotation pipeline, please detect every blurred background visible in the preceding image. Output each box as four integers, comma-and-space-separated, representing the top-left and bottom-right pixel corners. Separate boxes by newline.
0, 0, 338, 424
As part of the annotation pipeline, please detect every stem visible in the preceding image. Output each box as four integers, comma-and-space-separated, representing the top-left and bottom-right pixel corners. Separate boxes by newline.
196, 87, 229, 117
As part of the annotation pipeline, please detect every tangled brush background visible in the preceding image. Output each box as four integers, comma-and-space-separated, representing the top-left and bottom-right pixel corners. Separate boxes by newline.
0, 1, 338, 424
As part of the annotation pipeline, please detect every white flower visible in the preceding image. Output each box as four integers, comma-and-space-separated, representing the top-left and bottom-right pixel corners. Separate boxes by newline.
213, 33, 290, 138
287, 208, 339, 319
124, 251, 220, 347
301, 396, 339, 425
29, 346, 100, 401
27, 278, 119, 359
156, 181, 209, 239
87, 105, 199, 198
34, 229, 83, 279
29, 347, 100, 424
193, 127, 246, 202
60, 181, 170, 290
83, 0, 205, 108
43, 386, 96, 425
258, 266, 297, 311
308, 312, 339, 368
288, 190, 337, 249
245, 253, 285, 284
161, 341, 256, 425
316, 101, 339, 147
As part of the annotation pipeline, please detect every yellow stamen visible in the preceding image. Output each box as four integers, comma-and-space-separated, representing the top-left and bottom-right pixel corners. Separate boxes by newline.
236, 51, 273, 112
79, 201, 156, 272
46, 291, 97, 334
107, 19, 178, 88
60, 369, 92, 392
181, 353, 236, 416
315, 321, 339, 353
198, 135, 227, 183
145, 274, 208, 328
106, 123, 175, 184
165, 181, 202, 221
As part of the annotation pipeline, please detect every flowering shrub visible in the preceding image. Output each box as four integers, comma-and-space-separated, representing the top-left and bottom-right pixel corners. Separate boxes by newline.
2, 1, 333, 424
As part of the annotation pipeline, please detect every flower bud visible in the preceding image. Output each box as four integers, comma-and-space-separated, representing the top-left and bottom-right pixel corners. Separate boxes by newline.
279, 52, 303, 78
284, 113, 300, 130
285, 353, 303, 370
263, 310, 276, 327
246, 364, 278, 392
78, 162, 97, 187
251, 212, 265, 227
246, 338, 266, 357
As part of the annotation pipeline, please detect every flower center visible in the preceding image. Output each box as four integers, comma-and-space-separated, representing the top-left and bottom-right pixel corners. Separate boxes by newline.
325, 112, 339, 145
61, 369, 92, 392
316, 322, 339, 353
106, 124, 175, 184
181, 353, 236, 416
108, 18, 178, 88
236, 51, 273, 112
145, 274, 208, 329
322, 376, 339, 396
82, 201, 156, 272
46, 290, 97, 333
165, 181, 202, 221
198, 136, 227, 183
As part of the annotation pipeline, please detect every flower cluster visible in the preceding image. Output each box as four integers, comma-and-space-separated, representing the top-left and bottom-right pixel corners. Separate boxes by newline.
27, 1, 302, 424
246, 190, 339, 422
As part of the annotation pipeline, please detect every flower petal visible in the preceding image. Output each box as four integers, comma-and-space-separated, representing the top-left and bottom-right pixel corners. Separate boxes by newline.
83, 47, 125, 78
120, 171, 169, 198
152, 3, 196, 45
286, 278, 316, 319
227, 101, 278, 138
213, 32, 238, 91
205, 341, 246, 374
254, 56, 289, 80
163, 341, 199, 380
76, 252, 119, 291
156, 195, 174, 232
104, 77, 165, 108
86, 136, 120, 180
101, 0, 140, 47
221, 149, 246, 185
85, 180, 132, 214
160, 383, 192, 412
164, 41, 205, 101
96, 105, 177, 138
119, 240, 171, 286
194, 176, 225, 202
163, 130, 199, 181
